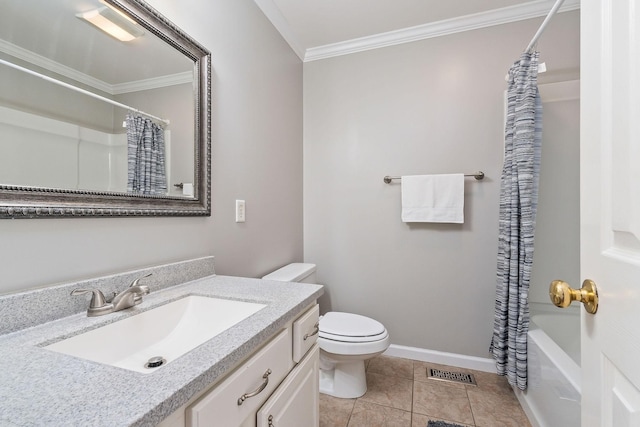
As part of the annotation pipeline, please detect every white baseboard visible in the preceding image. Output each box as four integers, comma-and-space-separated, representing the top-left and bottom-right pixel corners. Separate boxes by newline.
383, 344, 497, 374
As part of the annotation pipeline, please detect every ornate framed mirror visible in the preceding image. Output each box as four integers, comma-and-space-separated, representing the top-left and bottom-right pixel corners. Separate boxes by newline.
0, 0, 211, 218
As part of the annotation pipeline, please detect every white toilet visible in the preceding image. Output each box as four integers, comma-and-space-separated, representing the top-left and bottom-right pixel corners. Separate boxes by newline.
262, 263, 390, 398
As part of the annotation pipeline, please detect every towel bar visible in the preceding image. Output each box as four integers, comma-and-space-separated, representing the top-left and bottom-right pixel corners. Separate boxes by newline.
383, 172, 485, 184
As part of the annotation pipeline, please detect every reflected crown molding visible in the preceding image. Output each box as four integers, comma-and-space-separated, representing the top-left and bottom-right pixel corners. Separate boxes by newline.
0, 39, 112, 93
112, 71, 193, 94
0, 39, 191, 95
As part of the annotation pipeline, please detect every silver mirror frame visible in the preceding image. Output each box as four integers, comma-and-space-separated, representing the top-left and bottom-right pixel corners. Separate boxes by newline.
0, 0, 211, 218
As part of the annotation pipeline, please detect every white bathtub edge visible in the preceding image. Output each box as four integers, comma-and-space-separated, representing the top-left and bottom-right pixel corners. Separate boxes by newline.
383, 344, 497, 373
522, 316, 581, 427
528, 328, 582, 393
513, 387, 543, 427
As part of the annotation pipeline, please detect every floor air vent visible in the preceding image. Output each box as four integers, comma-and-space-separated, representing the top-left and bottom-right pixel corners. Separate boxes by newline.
427, 368, 476, 385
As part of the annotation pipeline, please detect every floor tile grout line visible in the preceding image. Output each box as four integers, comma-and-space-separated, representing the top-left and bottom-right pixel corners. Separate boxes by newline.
465, 386, 477, 427
345, 398, 354, 427
410, 360, 414, 426
356, 397, 413, 414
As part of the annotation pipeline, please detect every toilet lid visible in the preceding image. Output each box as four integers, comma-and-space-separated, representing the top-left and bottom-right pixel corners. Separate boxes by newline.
319, 312, 386, 340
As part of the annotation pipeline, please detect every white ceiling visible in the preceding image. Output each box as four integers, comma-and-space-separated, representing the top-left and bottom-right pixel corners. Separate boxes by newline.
1, 0, 580, 89
253, 0, 580, 61
0, 0, 193, 92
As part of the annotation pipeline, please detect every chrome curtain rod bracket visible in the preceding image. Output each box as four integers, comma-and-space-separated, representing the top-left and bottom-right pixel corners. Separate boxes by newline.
383, 171, 485, 184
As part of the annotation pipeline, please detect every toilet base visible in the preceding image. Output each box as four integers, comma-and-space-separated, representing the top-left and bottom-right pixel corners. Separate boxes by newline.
319, 358, 367, 398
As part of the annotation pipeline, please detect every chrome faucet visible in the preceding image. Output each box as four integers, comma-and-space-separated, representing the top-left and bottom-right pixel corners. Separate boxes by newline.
72, 273, 152, 317
111, 274, 151, 311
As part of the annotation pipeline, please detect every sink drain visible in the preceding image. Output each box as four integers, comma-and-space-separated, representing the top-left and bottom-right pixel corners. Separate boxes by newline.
144, 356, 166, 369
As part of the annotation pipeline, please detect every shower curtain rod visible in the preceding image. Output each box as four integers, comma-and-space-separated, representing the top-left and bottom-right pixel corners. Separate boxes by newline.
0, 58, 170, 126
525, 0, 566, 52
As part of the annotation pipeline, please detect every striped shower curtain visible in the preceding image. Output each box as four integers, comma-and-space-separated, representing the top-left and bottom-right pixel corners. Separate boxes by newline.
489, 51, 542, 391
126, 113, 167, 196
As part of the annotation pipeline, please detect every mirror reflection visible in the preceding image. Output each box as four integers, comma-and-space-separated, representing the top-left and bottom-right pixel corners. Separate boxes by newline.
0, 0, 197, 198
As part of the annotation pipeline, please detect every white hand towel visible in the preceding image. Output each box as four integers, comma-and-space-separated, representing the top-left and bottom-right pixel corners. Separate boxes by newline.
401, 174, 464, 223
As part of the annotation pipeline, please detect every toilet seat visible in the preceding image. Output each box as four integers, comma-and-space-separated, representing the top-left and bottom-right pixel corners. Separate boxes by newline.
319, 311, 386, 341
320, 330, 388, 343
318, 312, 390, 355
318, 331, 390, 356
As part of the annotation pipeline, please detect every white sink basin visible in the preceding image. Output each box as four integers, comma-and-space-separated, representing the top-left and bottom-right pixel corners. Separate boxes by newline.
45, 295, 266, 374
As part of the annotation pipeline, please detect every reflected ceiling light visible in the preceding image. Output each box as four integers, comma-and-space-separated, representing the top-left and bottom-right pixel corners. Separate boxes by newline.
76, 6, 144, 42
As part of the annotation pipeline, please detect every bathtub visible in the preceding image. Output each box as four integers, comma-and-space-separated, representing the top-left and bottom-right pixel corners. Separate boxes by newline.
515, 311, 581, 427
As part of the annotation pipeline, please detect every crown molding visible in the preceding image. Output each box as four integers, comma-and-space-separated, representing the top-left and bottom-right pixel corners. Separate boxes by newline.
111, 71, 193, 94
0, 39, 113, 93
294, 0, 580, 62
0, 39, 192, 95
305, 0, 580, 61
253, 0, 306, 60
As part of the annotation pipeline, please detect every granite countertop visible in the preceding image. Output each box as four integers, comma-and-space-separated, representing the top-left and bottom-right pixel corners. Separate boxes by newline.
0, 275, 323, 427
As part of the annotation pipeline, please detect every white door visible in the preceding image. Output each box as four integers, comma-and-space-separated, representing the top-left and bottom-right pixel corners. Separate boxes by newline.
580, 0, 640, 425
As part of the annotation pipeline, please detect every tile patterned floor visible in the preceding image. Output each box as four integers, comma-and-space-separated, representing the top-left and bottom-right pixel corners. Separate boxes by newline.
319, 355, 532, 427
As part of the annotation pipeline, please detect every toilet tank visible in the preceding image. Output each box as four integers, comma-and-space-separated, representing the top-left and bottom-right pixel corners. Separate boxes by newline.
262, 263, 317, 283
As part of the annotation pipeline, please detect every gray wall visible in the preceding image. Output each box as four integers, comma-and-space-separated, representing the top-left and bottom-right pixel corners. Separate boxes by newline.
303, 11, 580, 358
0, 0, 303, 295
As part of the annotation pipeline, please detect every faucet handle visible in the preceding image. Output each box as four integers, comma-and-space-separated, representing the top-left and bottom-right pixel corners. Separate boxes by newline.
71, 288, 114, 317
128, 273, 152, 305
130, 273, 152, 288
71, 288, 108, 308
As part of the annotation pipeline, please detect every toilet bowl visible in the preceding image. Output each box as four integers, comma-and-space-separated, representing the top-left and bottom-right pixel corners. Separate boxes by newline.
262, 263, 390, 398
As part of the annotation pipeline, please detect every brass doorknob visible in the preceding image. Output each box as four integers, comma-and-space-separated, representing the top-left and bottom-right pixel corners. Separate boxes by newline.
549, 279, 599, 314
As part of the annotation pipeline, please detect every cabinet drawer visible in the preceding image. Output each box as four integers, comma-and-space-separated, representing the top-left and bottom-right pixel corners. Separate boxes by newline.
292, 305, 319, 364
257, 344, 319, 427
186, 328, 293, 427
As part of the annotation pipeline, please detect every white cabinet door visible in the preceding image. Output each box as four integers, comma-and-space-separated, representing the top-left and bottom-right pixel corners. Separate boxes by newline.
186, 329, 293, 427
581, 0, 640, 425
257, 345, 319, 427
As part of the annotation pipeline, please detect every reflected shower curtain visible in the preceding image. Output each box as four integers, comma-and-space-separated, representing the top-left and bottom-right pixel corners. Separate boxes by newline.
126, 113, 167, 196
489, 51, 542, 391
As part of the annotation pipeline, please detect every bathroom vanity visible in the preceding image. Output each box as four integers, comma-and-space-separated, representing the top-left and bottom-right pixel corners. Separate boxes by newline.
0, 258, 323, 427
160, 304, 320, 427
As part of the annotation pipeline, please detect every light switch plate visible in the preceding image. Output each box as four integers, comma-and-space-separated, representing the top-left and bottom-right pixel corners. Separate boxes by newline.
235, 200, 245, 223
